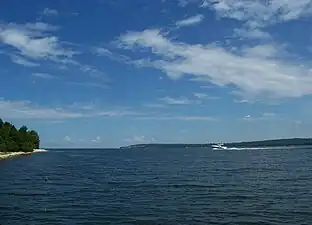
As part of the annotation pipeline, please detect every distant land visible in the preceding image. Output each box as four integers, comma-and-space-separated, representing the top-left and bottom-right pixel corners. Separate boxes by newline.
120, 138, 312, 149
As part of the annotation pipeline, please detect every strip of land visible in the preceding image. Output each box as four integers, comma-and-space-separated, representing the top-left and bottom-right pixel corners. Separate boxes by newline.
120, 138, 312, 149
0, 149, 48, 160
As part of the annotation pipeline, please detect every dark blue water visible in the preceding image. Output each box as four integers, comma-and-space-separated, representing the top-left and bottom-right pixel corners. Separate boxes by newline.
1, 147, 312, 225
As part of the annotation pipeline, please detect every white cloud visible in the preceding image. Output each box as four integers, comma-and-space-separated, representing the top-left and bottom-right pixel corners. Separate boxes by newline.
10, 55, 38, 67
1, 22, 106, 83
242, 114, 255, 121
68, 101, 99, 111
0, 98, 216, 123
92, 136, 101, 143
32, 73, 56, 79
169, 116, 215, 121
25, 22, 59, 31
1, 30, 70, 59
159, 96, 200, 105
0, 99, 142, 120
169, 0, 199, 7
0, 22, 75, 62
178, 0, 189, 7
241, 112, 278, 121
193, 93, 207, 99
136, 115, 216, 121
92, 46, 130, 62
64, 136, 103, 144
144, 103, 167, 108
144, 95, 208, 108
44, 120, 64, 124
201, 0, 312, 26
0, 99, 83, 119
234, 99, 252, 104
124, 135, 155, 144
263, 112, 276, 117
116, 29, 312, 99
200, 0, 209, 7
93, 47, 113, 56
199, 0, 312, 41
193, 92, 219, 100
241, 44, 281, 58
42, 8, 58, 16
79, 65, 109, 80
234, 27, 271, 40
64, 136, 71, 142
66, 81, 108, 89
117, 29, 171, 56
176, 14, 204, 27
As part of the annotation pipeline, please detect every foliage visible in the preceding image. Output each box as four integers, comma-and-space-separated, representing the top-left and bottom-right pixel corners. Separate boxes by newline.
224, 138, 312, 148
0, 119, 40, 152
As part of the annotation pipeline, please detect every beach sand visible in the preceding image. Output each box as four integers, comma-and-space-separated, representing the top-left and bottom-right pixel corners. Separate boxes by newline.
0, 149, 48, 160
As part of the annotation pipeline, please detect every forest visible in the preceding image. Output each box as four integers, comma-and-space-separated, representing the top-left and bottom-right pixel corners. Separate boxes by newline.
224, 138, 312, 148
0, 119, 40, 152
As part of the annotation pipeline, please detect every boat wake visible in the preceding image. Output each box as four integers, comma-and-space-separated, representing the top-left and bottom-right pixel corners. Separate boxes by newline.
212, 145, 303, 151
213, 147, 267, 151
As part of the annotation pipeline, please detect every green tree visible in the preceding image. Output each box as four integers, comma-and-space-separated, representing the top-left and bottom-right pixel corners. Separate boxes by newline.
0, 136, 6, 152
19, 125, 28, 133
0, 119, 40, 152
10, 125, 21, 152
2, 122, 12, 140
28, 130, 40, 149
20, 141, 33, 152
6, 137, 18, 152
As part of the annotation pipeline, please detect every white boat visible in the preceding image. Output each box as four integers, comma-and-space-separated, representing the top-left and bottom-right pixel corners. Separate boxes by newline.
211, 143, 228, 150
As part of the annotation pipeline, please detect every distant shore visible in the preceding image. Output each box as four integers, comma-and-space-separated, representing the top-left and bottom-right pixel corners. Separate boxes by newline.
120, 138, 312, 149
0, 149, 48, 160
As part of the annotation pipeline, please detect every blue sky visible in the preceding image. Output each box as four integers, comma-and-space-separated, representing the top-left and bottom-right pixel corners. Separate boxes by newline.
1, 0, 312, 148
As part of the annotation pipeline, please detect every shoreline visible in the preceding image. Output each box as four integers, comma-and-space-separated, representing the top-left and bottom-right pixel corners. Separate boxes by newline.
0, 149, 48, 160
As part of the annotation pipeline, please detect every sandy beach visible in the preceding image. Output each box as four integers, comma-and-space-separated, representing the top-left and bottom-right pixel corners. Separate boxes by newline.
0, 149, 48, 160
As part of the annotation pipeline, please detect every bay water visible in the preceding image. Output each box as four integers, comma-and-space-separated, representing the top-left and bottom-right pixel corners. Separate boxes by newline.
1, 147, 312, 224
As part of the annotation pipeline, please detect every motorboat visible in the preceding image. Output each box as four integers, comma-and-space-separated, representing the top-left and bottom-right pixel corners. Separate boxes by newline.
211, 143, 228, 150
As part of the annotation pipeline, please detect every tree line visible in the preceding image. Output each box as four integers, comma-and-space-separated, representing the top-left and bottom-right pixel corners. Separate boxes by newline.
225, 138, 312, 148
0, 119, 40, 152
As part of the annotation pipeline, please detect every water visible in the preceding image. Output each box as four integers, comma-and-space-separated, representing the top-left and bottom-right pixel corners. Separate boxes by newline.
1, 147, 312, 225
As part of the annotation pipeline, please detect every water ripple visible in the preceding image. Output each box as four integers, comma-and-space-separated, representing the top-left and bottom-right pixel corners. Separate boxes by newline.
1, 147, 312, 224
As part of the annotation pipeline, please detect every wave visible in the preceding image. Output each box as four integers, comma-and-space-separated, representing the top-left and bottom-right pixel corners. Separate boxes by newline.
213, 146, 304, 151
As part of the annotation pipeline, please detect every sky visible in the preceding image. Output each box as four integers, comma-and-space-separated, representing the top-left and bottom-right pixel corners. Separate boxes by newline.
1, 0, 312, 148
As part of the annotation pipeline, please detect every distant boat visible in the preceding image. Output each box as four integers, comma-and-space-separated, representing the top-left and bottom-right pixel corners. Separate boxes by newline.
211, 143, 228, 150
